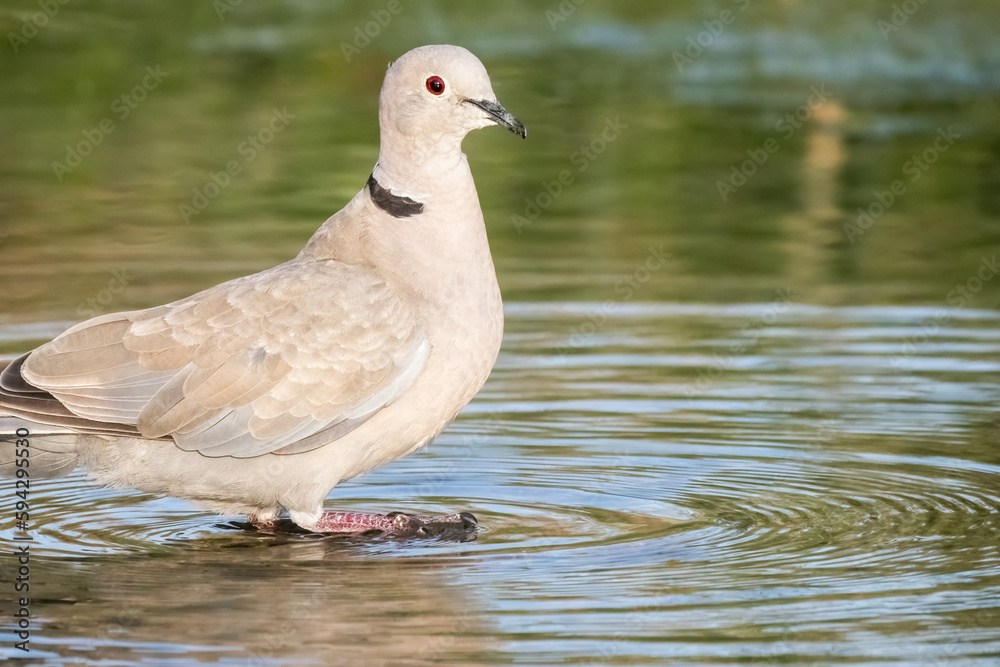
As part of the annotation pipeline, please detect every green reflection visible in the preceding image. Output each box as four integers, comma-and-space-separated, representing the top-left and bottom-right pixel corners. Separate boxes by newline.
1, 1, 998, 319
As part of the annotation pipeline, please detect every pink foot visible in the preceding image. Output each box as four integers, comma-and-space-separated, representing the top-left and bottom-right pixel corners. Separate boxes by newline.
249, 513, 278, 532
314, 511, 477, 537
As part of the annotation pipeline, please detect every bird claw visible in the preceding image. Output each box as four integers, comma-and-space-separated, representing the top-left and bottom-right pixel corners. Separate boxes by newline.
384, 511, 478, 538
247, 510, 478, 540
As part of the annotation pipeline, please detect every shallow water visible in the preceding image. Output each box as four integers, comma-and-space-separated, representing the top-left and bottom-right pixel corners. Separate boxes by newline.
2, 1, 1000, 665
2, 305, 1000, 664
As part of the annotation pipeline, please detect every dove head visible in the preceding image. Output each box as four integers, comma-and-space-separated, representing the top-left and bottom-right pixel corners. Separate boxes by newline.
377, 45, 525, 178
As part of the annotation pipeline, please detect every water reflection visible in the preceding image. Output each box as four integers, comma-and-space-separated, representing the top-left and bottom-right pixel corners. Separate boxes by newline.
4, 303, 998, 663
24, 546, 491, 665
2, 1, 1000, 664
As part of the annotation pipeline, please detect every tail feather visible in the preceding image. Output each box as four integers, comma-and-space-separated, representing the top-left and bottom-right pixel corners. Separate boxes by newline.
0, 415, 80, 479
0, 354, 142, 438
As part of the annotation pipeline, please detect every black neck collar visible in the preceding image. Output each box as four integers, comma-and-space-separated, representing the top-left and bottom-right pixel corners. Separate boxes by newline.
367, 174, 424, 218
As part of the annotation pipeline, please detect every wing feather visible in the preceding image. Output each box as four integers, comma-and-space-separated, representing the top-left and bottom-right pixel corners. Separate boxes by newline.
14, 259, 427, 457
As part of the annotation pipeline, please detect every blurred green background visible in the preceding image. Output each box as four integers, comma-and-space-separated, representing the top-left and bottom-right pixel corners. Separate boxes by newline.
0, 0, 998, 316
2, 4, 1000, 664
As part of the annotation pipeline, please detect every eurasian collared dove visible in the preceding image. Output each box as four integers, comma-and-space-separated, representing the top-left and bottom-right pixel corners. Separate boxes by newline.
0, 44, 525, 535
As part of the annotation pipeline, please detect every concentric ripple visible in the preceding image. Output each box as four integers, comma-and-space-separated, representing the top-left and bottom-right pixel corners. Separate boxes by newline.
2, 304, 1000, 664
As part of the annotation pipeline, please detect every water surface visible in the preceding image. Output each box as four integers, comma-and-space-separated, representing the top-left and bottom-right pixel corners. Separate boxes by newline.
2, 1, 1000, 665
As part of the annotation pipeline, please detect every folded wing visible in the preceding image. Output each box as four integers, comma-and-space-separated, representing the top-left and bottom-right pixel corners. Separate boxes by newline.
8, 259, 428, 458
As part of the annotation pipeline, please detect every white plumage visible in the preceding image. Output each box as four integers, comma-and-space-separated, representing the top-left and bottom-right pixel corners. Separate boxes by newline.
0, 44, 525, 532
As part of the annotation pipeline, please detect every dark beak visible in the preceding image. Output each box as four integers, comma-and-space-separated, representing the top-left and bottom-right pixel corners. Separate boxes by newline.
464, 98, 527, 138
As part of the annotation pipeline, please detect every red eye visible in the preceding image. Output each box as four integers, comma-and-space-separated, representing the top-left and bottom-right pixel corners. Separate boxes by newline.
426, 76, 445, 95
